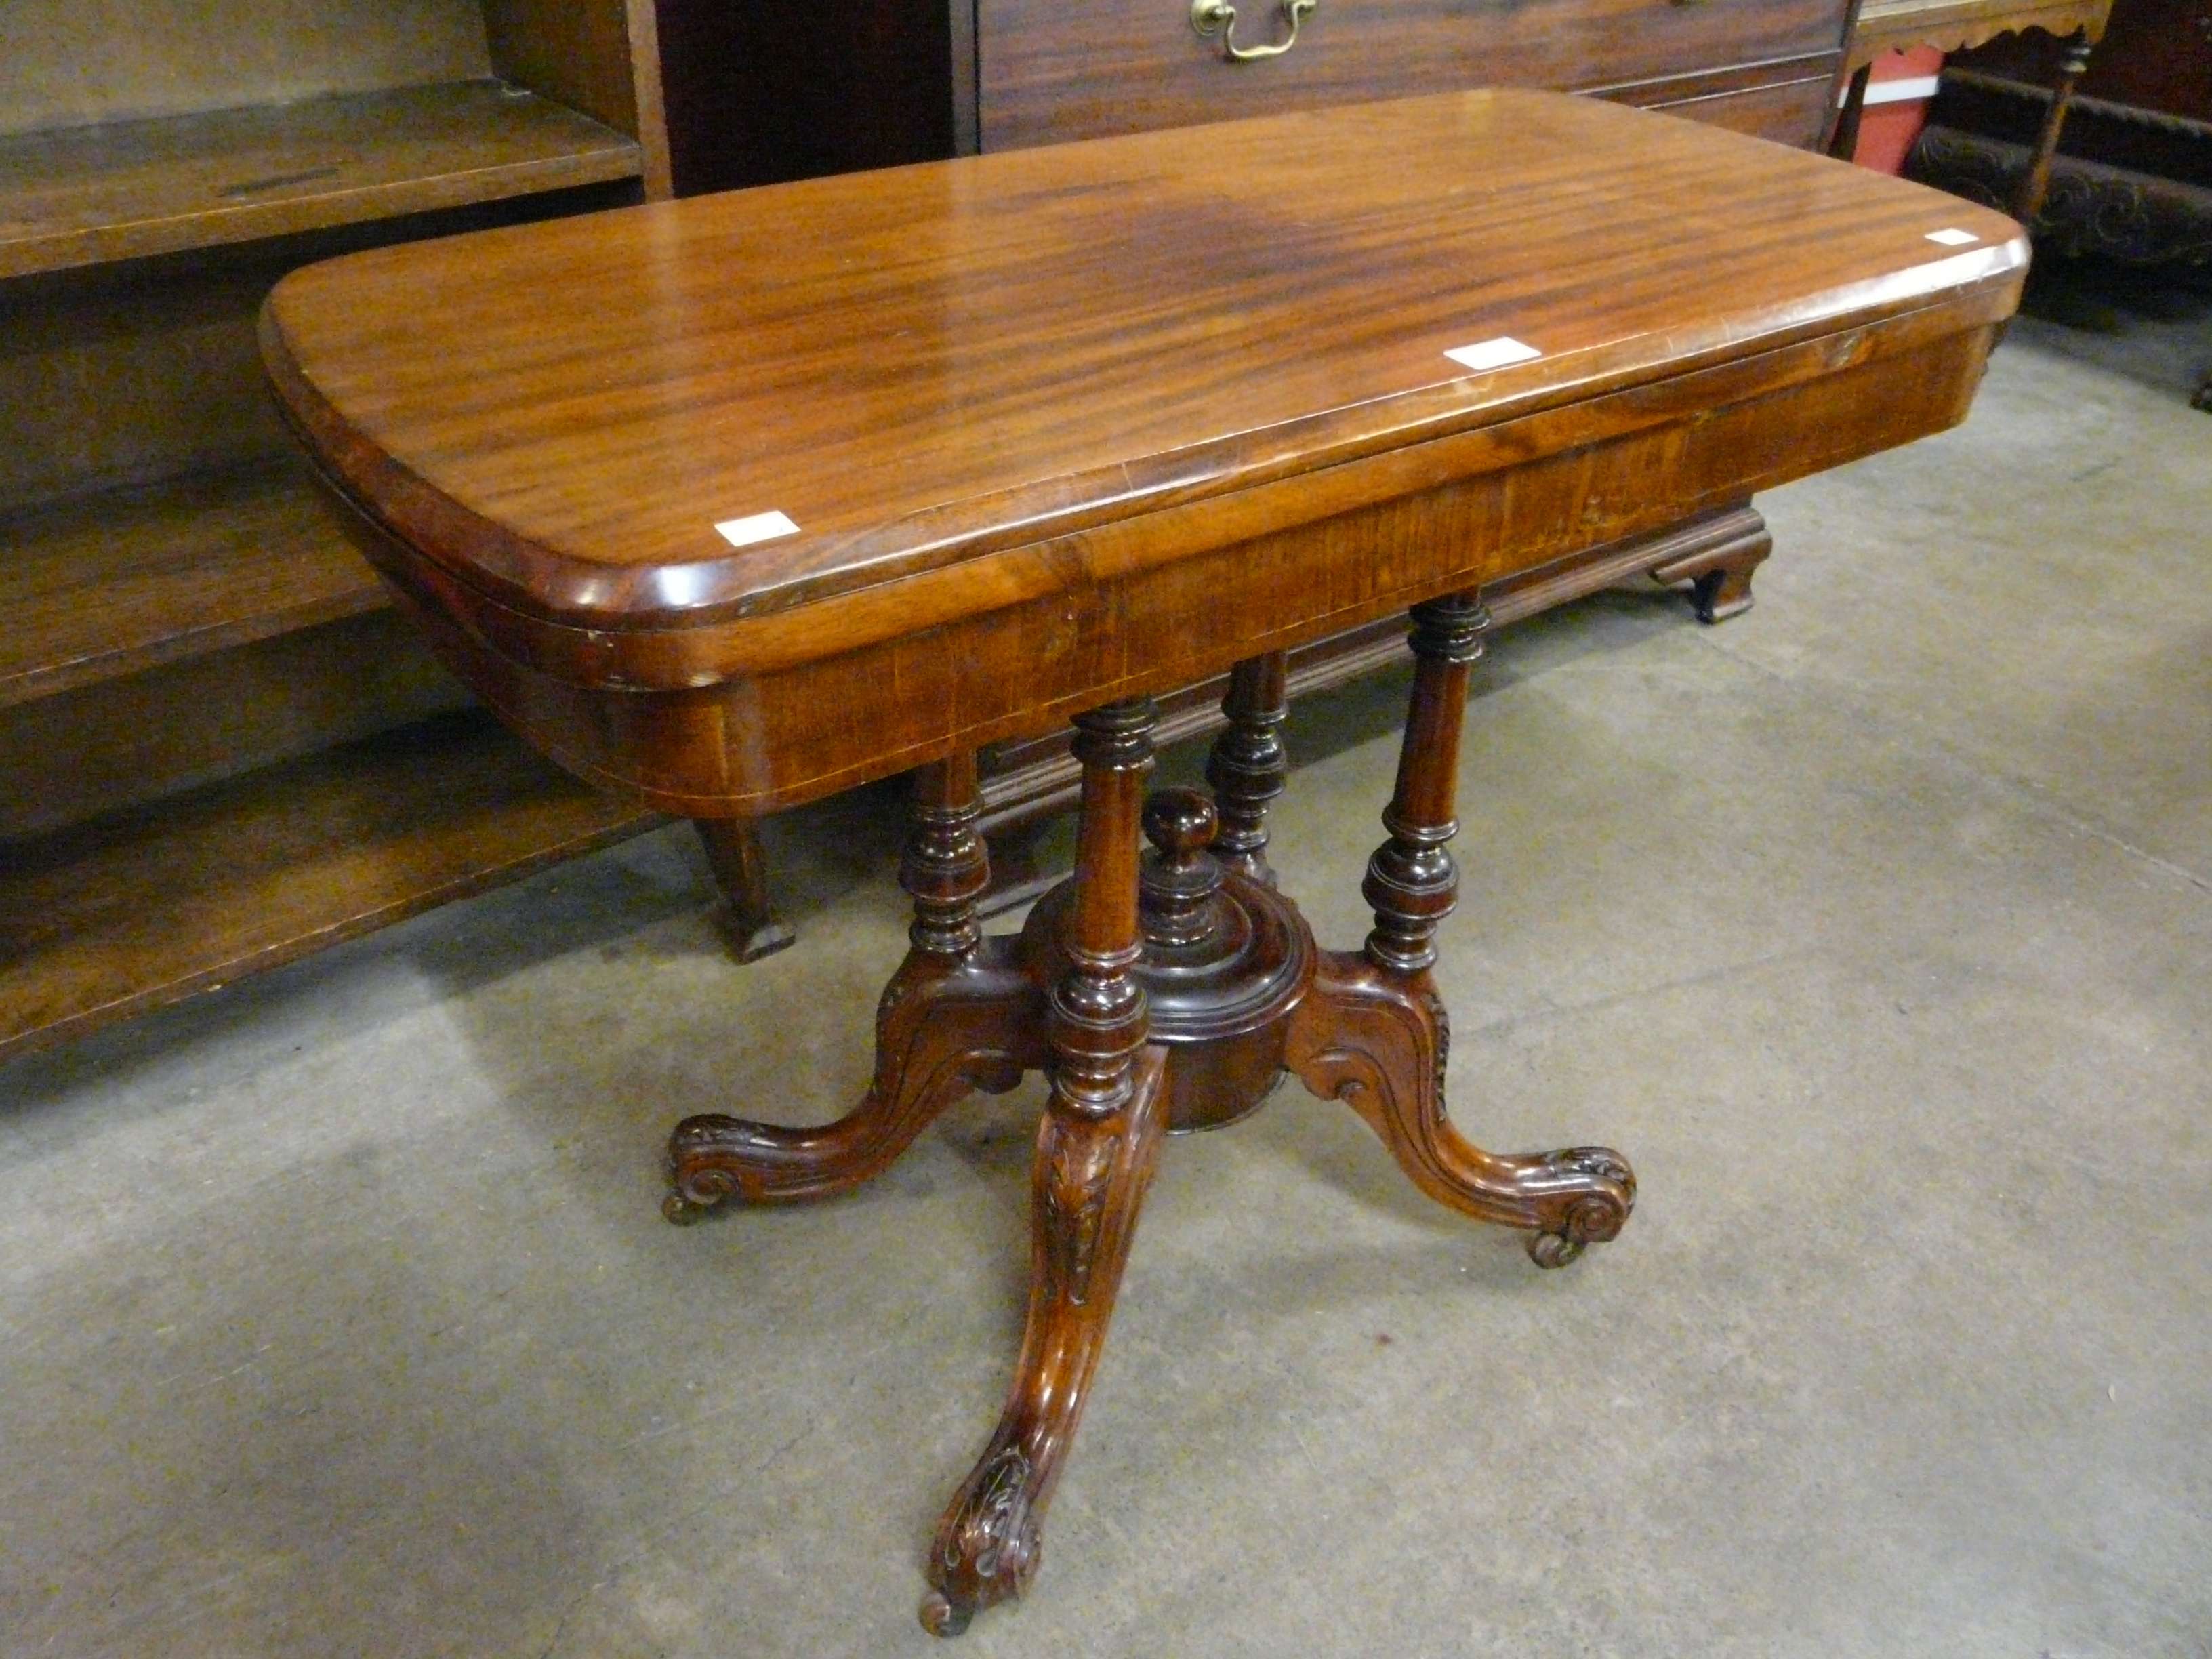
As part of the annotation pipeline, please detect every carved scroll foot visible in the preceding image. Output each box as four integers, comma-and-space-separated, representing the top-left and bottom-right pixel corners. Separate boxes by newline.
665, 941, 1045, 1218
1283, 951, 1634, 1264
1649, 519, 1772, 623
922, 1046, 1168, 1635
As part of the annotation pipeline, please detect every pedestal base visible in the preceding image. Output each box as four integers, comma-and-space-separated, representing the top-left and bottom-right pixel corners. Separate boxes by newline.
665, 619, 1635, 1632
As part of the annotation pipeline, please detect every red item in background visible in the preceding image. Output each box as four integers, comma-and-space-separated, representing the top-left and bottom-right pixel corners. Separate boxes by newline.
1853, 45, 1948, 173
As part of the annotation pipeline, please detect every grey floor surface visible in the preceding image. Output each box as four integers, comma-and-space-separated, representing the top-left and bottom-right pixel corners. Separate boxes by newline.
3, 261, 2209, 1658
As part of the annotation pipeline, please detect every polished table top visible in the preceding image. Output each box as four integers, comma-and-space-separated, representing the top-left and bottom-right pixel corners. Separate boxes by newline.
262, 90, 2024, 815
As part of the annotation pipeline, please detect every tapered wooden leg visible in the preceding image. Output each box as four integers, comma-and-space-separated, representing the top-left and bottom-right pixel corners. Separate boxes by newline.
922, 700, 1160, 1635
666, 755, 1044, 1219
1826, 61, 1872, 163
692, 817, 796, 962
2014, 30, 2093, 227
1284, 596, 1634, 1265
1205, 651, 1289, 884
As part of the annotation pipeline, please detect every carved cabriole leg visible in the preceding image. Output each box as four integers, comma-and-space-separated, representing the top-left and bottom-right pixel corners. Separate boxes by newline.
1284, 596, 1635, 1267
665, 753, 1043, 1221
1204, 651, 1289, 885
922, 701, 1160, 1637
691, 817, 796, 962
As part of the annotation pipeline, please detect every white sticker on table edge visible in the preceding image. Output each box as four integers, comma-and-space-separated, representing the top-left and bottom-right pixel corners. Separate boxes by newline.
714, 510, 801, 548
1444, 337, 1543, 372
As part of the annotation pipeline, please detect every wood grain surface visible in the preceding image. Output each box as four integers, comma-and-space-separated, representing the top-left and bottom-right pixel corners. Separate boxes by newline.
0, 710, 656, 1061
0, 457, 386, 708
0, 0, 493, 137
0, 81, 641, 279
264, 89, 2024, 815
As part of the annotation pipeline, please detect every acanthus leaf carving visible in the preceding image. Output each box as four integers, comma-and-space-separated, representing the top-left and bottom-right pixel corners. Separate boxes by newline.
1042, 1125, 1121, 1305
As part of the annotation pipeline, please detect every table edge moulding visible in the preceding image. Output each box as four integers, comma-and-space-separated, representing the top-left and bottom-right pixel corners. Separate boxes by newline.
262, 89, 2024, 1633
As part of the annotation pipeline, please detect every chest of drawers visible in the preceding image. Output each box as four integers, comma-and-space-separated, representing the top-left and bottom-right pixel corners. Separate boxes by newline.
974, 0, 1847, 148
661, 0, 1854, 193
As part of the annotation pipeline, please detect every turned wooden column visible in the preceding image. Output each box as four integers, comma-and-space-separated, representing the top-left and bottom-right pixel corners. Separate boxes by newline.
903, 750, 992, 958
1282, 592, 1636, 1269
1044, 702, 1156, 1122
1363, 594, 1488, 975
1205, 651, 1290, 884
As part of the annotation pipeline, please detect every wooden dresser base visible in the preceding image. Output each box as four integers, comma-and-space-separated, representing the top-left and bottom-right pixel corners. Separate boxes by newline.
662, 610, 1635, 1634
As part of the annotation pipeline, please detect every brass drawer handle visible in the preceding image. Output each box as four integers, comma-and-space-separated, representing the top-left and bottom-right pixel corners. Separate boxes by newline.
1191, 0, 1316, 60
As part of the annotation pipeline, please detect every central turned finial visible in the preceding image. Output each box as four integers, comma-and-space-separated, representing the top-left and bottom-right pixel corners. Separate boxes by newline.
1138, 786, 1226, 948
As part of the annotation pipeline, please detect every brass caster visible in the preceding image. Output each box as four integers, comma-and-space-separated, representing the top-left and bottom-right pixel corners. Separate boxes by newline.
1525, 1229, 1587, 1269
661, 1191, 715, 1226
919, 1590, 974, 1637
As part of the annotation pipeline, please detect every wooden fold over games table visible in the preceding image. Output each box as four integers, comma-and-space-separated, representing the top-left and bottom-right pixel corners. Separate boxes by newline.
262, 91, 2023, 1633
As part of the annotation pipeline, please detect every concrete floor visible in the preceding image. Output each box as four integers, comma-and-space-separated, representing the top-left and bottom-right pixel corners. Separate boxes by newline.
4, 262, 2209, 1658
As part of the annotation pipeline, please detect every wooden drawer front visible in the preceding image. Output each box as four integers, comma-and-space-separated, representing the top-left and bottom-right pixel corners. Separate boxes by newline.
1622, 73, 1836, 147
975, 0, 1845, 150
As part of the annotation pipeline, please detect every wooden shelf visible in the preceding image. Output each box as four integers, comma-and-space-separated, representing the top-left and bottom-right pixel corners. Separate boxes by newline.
0, 79, 642, 280
0, 710, 659, 1061
0, 456, 396, 709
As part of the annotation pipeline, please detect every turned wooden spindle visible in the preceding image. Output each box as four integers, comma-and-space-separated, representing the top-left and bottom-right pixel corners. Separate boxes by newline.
1044, 701, 1157, 1121
903, 752, 993, 958
1363, 594, 1489, 976
1205, 651, 1290, 884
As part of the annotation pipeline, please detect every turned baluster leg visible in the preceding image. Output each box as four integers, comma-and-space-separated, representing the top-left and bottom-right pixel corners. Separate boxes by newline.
904, 751, 994, 958
665, 752, 1043, 1219
1205, 651, 1290, 885
922, 701, 1168, 1636
1361, 596, 1486, 976
1285, 595, 1635, 1265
